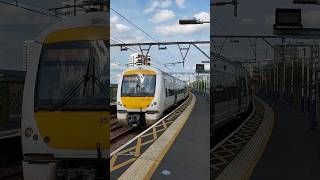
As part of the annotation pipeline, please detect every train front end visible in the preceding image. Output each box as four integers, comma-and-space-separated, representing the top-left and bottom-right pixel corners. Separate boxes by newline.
21, 12, 109, 179
117, 66, 163, 127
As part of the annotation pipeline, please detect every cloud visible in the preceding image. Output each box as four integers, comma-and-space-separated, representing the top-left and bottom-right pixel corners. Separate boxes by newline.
110, 15, 118, 24
114, 24, 130, 32
149, 9, 175, 23
154, 23, 208, 36
194, 11, 210, 22
303, 10, 320, 26
176, 0, 186, 8
144, 0, 172, 14
154, 11, 209, 36
111, 15, 131, 33
241, 18, 256, 25
122, 35, 150, 43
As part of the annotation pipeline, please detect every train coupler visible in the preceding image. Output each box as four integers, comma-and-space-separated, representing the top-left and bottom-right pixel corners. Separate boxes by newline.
128, 113, 145, 127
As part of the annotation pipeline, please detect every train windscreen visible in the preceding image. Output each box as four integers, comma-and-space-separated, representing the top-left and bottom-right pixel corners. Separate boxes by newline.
121, 74, 156, 97
35, 40, 109, 110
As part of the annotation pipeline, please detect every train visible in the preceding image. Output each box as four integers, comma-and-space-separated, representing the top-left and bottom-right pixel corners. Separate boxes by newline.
212, 54, 250, 130
21, 12, 109, 179
117, 66, 188, 127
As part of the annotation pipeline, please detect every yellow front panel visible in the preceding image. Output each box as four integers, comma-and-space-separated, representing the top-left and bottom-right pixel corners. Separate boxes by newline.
35, 111, 109, 150
121, 97, 154, 109
124, 70, 156, 75
44, 26, 109, 44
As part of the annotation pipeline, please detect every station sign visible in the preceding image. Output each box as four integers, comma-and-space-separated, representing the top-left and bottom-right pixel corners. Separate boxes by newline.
195, 64, 205, 73
274, 8, 302, 28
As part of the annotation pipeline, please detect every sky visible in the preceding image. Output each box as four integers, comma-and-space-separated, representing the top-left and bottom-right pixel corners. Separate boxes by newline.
0, 0, 62, 70
212, 0, 320, 62
1, 0, 320, 76
110, 0, 210, 84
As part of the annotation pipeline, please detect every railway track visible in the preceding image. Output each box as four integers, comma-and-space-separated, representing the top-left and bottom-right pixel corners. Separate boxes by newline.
211, 97, 265, 179
110, 126, 134, 142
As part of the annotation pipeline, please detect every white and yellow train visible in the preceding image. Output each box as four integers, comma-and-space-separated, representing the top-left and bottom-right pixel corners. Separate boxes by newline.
117, 66, 188, 127
21, 12, 109, 179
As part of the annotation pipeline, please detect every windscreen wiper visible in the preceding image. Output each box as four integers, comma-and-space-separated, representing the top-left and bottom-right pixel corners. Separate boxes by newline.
53, 59, 92, 110
53, 74, 88, 110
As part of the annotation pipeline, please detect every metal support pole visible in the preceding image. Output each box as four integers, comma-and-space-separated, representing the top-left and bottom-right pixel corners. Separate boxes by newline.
273, 59, 276, 99
283, 54, 286, 103
301, 50, 305, 112
291, 53, 294, 106
74, 0, 76, 16
307, 57, 310, 112
309, 44, 317, 129
277, 63, 279, 100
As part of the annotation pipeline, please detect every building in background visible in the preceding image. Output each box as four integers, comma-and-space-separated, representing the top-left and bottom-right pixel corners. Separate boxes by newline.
129, 52, 151, 66
23, 40, 35, 72
62, 0, 108, 16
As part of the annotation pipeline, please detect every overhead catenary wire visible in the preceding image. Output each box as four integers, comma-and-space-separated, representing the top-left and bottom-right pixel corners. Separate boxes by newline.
110, 7, 177, 67
111, 37, 138, 52
0, 0, 60, 18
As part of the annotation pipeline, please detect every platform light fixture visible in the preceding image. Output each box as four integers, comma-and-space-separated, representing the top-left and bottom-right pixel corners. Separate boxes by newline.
293, 0, 320, 4
179, 18, 210, 25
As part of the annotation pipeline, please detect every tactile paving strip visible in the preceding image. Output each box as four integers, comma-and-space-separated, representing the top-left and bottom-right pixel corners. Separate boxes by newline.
110, 94, 193, 175
211, 98, 265, 179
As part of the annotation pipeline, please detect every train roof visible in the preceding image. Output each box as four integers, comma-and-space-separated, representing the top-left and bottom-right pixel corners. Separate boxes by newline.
36, 12, 108, 44
122, 65, 162, 75
121, 65, 187, 83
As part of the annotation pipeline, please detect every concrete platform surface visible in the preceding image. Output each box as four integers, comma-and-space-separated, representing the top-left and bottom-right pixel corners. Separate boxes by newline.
151, 93, 210, 180
251, 95, 320, 180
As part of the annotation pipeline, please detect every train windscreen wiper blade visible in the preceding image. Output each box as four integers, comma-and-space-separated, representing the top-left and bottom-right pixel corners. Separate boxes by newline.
53, 60, 91, 110
53, 75, 87, 110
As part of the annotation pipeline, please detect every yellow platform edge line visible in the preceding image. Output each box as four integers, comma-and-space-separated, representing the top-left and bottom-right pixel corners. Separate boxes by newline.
215, 95, 275, 180
118, 94, 196, 180
241, 95, 275, 180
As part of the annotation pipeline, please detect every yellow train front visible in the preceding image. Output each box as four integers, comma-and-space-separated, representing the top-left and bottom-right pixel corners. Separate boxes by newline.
21, 12, 109, 179
117, 66, 188, 127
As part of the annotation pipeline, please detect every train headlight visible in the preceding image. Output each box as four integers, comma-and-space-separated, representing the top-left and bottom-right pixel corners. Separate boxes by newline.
24, 127, 33, 138
153, 102, 157, 106
33, 134, 39, 141
44, 136, 50, 144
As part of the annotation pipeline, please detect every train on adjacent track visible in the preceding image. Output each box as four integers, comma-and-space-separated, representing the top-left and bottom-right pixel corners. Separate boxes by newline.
212, 54, 250, 131
117, 66, 188, 127
21, 12, 109, 179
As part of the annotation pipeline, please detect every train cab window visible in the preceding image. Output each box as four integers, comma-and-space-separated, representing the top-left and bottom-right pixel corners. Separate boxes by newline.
121, 74, 156, 97
35, 40, 109, 110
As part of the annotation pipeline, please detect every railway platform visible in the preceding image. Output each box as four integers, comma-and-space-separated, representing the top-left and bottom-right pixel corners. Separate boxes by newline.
151, 93, 210, 180
251, 95, 320, 180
